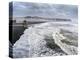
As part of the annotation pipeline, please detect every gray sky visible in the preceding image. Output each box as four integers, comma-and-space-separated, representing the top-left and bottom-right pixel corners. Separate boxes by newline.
13, 2, 78, 19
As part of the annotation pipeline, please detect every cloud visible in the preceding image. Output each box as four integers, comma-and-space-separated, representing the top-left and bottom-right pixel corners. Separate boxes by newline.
12, 2, 78, 19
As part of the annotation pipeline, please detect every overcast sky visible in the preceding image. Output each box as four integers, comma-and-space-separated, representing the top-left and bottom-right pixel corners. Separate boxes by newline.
11, 2, 78, 19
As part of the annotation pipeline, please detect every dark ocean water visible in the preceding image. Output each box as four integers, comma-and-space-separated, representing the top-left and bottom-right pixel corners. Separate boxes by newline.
11, 25, 25, 45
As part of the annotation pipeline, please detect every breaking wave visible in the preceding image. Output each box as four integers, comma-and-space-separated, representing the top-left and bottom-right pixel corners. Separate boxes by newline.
13, 22, 78, 58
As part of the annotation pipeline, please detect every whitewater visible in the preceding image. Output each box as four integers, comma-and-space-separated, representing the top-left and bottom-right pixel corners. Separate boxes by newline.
13, 22, 78, 58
